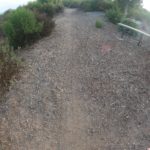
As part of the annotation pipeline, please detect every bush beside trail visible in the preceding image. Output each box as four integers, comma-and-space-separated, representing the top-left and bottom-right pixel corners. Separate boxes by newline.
26, 1, 63, 38
35, 11, 55, 37
80, 0, 113, 12
63, 0, 113, 11
3, 8, 43, 49
63, 0, 81, 8
2, 0, 63, 49
27, 1, 64, 17
0, 0, 63, 97
119, 18, 138, 36
106, 8, 122, 24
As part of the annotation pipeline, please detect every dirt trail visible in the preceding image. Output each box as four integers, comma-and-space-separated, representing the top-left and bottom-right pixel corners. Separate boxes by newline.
0, 9, 150, 150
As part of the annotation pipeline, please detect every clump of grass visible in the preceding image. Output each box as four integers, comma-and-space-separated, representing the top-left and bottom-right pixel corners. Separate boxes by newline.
0, 41, 22, 97
95, 19, 103, 28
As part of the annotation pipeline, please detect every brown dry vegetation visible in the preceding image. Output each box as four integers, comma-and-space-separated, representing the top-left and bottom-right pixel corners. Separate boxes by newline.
0, 43, 21, 98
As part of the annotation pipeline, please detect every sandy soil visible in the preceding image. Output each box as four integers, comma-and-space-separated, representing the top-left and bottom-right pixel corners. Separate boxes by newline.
0, 9, 150, 150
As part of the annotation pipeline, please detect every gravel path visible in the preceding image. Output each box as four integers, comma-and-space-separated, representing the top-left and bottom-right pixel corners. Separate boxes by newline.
0, 9, 150, 150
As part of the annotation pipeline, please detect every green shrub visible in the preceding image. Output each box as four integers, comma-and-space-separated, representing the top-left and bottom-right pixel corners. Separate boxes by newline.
54, 3, 64, 13
95, 19, 103, 28
80, 0, 113, 12
106, 8, 122, 24
121, 18, 138, 28
0, 10, 13, 38
26, 1, 42, 11
27, 1, 63, 17
40, 3, 56, 16
0, 23, 4, 37
26, 1, 63, 38
129, 7, 150, 23
3, 8, 43, 49
80, 0, 94, 11
35, 12, 55, 37
63, 0, 81, 8
0, 42, 21, 96
37, 0, 49, 4
27, 2, 55, 17
97, 0, 114, 11
119, 18, 138, 36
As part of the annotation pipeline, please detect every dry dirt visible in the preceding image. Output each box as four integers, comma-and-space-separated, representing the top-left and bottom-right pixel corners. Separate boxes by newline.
0, 9, 150, 150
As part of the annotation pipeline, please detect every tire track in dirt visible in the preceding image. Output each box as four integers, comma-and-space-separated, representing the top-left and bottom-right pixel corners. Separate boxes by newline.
53, 9, 91, 150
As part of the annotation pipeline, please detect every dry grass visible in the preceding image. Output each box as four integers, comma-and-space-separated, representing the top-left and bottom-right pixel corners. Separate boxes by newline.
0, 42, 22, 98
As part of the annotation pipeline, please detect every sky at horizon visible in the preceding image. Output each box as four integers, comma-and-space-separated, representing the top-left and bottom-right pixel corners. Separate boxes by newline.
143, 0, 150, 11
0, 0, 150, 14
0, 0, 35, 14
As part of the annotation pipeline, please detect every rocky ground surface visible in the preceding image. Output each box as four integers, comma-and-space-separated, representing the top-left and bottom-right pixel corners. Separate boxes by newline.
0, 9, 150, 150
